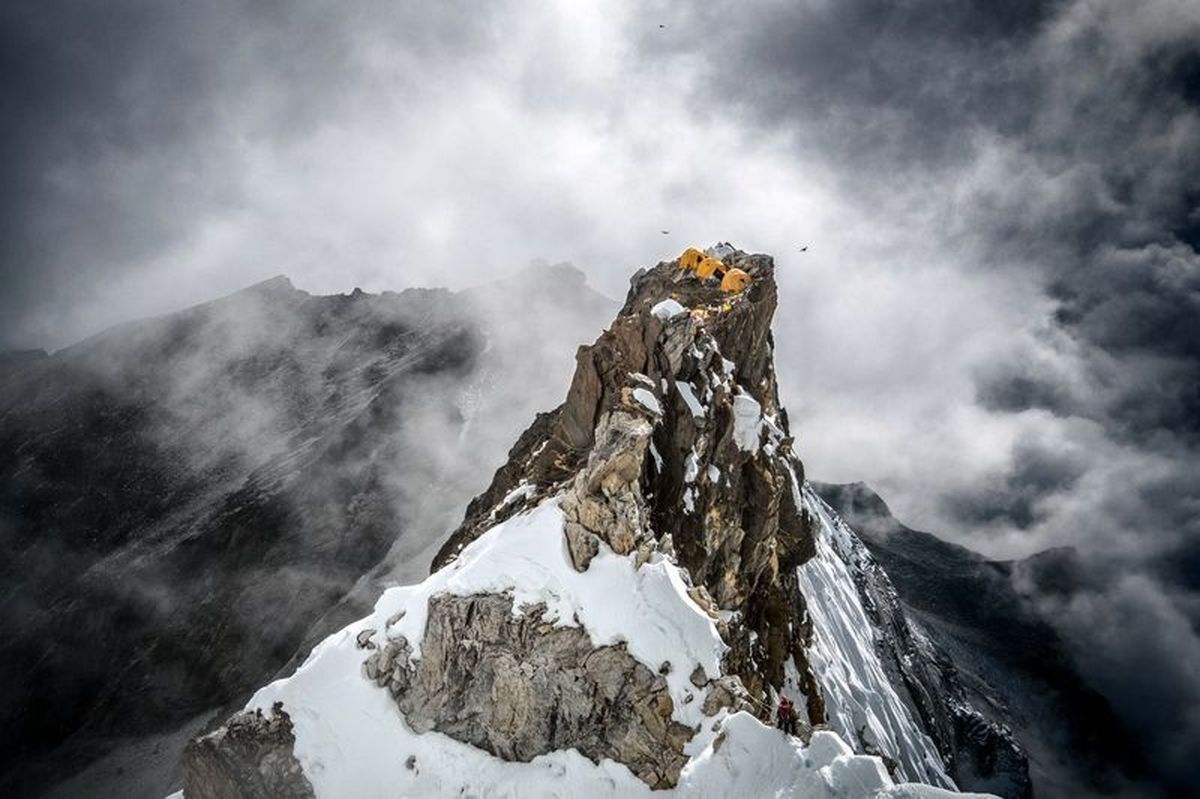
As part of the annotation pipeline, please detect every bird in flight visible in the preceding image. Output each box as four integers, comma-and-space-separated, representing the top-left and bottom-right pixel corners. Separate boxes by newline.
799, 246, 808, 252
659, 24, 666, 29
661, 230, 670, 235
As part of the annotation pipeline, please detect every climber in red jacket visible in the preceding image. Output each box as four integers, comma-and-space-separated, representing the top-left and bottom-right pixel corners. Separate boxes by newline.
776, 695, 798, 735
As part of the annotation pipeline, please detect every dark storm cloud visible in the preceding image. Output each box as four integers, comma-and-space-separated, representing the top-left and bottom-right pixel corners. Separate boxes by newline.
652, 0, 1056, 173
1034, 574, 1200, 790
943, 436, 1085, 529
651, 0, 1200, 787
0, 2, 227, 315
0, 0, 497, 348
974, 368, 1074, 417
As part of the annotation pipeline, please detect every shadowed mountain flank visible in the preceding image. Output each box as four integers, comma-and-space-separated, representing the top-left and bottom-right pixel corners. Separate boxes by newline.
0, 267, 613, 798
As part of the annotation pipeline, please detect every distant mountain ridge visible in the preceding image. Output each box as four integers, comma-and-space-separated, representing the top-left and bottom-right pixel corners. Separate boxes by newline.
813, 481, 1150, 798
0, 266, 614, 798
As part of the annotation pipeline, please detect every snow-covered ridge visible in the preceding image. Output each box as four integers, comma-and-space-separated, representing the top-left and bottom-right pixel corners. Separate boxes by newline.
232, 495, 992, 798
180, 247, 1004, 798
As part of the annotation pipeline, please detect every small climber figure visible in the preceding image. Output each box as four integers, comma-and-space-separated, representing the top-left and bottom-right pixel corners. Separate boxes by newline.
776, 694, 798, 735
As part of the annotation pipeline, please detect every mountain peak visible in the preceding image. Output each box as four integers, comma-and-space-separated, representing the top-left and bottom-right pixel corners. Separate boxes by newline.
246, 274, 299, 294
433, 245, 799, 614
182, 246, 1005, 798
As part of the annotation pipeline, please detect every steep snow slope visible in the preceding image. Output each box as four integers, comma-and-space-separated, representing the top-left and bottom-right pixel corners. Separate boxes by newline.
814, 481, 1149, 797
793, 483, 952, 786
796, 485, 1031, 798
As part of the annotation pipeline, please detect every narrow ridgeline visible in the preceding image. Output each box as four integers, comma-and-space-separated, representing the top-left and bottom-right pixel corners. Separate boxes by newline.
183, 247, 1027, 799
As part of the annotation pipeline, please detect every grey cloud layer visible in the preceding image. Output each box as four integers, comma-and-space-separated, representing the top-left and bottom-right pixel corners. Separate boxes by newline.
0, 0, 499, 347
2, 0, 1199, 791
653, 0, 1200, 788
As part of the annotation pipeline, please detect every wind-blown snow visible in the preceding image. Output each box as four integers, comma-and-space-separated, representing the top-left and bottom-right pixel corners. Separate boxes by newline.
793, 475, 956, 789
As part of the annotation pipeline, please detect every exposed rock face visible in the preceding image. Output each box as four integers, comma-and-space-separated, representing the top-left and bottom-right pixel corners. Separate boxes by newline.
182, 703, 313, 799
561, 409, 655, 559
372, 593, 694, 788
434, 249, 823, 708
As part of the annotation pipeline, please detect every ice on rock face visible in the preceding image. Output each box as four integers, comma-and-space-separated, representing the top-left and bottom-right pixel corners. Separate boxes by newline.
632, 387, 662, 416
794, 475, 956, 789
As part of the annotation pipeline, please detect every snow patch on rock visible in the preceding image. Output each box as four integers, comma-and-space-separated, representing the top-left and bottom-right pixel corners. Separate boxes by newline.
675, 380, 706, 418
651, 299, 688, 321
732, 389, 763, 451
632, 387, 662, 416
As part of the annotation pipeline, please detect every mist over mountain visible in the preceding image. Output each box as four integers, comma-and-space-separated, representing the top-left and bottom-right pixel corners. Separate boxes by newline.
0, 233, 1191, 799
0, 265, 613, 797
2, 3, 1190, 791
814, 481, 1154, 798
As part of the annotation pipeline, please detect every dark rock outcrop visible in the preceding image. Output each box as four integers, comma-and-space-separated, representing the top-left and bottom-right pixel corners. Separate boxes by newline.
182, 703, 313, 799
434, 248, 822, 709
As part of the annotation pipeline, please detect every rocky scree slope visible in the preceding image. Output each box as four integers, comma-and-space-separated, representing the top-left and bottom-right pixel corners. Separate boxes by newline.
184, 247, 1020, 798
0, 266, 611, 798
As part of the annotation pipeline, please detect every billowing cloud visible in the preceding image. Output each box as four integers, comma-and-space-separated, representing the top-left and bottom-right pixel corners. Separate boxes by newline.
653, 0, 1200, 787
3, 0, 1199, 790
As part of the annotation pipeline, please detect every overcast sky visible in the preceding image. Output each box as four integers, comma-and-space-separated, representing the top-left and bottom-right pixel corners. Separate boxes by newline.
2, 0, 1198, 788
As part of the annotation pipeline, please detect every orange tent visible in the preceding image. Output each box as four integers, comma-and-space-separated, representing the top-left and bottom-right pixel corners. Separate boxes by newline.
720, 267, 752, 293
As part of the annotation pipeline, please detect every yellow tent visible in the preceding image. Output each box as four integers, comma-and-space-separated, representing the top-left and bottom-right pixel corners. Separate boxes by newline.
678, 246, 753, 293
679, 247, 706, 272
696, 256, 724, 280
720, 267, 752, 293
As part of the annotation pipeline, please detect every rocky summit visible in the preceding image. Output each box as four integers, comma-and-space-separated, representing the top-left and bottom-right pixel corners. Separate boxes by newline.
180, 246, 1027, 798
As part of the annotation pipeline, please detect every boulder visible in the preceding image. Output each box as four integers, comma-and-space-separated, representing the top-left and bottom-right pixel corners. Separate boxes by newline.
181, 702, 313, 799
392, 593, 695, 789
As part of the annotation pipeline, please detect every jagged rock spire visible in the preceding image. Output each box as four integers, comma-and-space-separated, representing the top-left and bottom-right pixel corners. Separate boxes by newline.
434, 246, 822, 715
180, 246, 1016, 798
